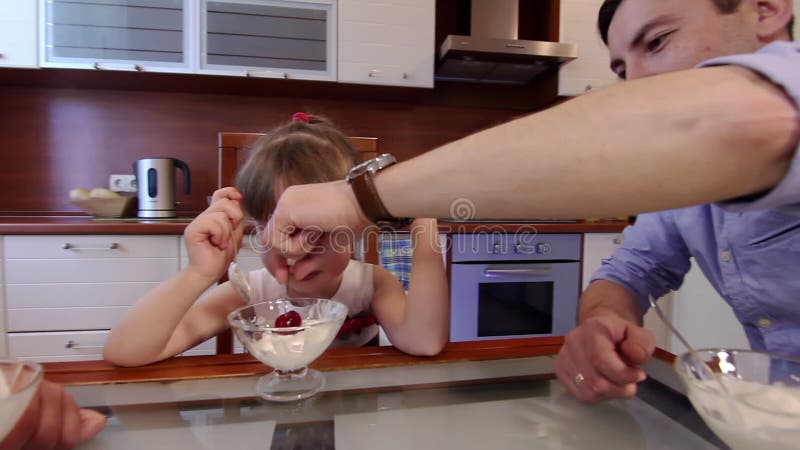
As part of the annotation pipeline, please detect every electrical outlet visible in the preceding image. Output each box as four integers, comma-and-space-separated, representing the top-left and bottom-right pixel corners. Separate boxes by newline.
109, 174, 137, 192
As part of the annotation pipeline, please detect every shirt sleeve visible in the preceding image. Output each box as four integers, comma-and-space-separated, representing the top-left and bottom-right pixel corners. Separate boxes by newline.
698, 41, 800, 213
590, 211, 692, 312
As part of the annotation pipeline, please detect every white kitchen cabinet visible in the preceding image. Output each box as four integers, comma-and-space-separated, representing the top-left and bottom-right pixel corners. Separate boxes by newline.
581, 232, 623, 290
0, 234, 207, 362
582, 231, 673, 350
338, 0, 434, 88
0, 240, 6, 356
40, 0, 193, 73
0, 0, 38, 68
558, 0, 618, 96
199, 0, 337, 81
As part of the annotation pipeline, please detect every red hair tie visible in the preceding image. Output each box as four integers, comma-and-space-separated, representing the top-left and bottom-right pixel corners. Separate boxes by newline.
291, 112, 310, 123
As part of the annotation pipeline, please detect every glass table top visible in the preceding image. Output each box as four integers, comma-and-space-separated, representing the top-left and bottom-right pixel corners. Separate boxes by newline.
65, 356, 726, 449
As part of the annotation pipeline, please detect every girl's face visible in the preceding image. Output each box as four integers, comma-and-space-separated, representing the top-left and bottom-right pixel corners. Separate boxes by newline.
279, 231, 352, 296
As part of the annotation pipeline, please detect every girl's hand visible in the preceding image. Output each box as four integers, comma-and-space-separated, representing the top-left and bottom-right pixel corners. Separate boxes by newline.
184, 187, 245, 283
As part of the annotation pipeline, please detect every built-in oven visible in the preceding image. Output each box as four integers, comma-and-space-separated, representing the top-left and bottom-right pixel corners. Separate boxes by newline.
450, 233, 581, 342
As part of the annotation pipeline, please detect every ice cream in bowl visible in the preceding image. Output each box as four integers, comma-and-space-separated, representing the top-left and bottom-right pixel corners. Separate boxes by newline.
228, 298, 348, 402
674, 349, 800, 450
0, 358, 43, 440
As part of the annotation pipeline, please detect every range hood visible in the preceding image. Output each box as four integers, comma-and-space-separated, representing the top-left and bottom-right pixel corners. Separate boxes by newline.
436, 0, 577, 85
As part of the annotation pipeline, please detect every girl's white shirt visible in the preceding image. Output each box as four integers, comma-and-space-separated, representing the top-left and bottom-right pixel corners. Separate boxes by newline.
246, 260, 378, 347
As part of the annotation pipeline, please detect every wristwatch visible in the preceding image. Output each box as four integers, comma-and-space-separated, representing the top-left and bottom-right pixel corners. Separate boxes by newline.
346, 153, 413, 229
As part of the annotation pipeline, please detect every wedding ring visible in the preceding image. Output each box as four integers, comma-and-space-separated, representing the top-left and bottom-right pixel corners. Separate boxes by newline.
573, 373, 585, 386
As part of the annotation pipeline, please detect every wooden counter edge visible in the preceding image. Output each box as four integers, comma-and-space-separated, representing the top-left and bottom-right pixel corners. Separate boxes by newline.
43, 337, 675, 386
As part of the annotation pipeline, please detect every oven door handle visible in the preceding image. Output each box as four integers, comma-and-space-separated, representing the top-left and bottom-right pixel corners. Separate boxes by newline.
482, 268, 552, 277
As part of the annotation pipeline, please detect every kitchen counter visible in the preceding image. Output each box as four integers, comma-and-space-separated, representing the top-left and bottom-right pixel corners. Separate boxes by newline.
0, 216, 192, 235
0, 216, 629, 235
42, 339, 725, 449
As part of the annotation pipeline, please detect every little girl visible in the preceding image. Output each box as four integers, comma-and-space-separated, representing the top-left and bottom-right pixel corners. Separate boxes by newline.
104, 114, 449, 367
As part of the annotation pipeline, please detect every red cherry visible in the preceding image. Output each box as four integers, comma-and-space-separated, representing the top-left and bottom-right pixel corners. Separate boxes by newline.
275, 310, 302, 328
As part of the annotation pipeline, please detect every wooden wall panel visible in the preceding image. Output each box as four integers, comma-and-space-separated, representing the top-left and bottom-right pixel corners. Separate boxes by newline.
0, 68, 558, 215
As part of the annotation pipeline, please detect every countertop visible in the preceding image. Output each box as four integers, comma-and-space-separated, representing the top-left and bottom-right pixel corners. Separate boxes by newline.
0, 216, 629, 235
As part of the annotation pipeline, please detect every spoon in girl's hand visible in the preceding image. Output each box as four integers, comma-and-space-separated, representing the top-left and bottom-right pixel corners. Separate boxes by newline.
228, 229, 252, 303
285, 258, 296, 295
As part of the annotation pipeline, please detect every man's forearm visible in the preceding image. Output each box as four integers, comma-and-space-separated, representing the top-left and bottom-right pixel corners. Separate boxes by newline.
578, 280, 644, 326
376, 66, 799, 220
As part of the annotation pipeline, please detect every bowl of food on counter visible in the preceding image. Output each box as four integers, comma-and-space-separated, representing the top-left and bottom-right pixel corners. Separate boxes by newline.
675, 348, 800, 450
228, 297, 348, 402
69, 187, 137, 218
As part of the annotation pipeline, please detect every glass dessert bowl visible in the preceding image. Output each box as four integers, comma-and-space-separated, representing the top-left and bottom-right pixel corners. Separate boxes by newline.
675, 348, 800, 450
228, 298, 348, 402
0, 358, 43, 440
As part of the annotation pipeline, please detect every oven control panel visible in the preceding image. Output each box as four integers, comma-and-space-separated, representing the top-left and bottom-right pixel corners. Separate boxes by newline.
451, 233, 581, 262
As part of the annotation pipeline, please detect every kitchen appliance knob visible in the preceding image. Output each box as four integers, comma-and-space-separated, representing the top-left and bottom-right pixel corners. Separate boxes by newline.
535, 243, 552, 254
492, 243, 502, 254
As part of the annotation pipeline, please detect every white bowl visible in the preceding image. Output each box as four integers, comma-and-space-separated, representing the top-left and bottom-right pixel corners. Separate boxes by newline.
228, 298, 347, 401
675, 349, 800, 450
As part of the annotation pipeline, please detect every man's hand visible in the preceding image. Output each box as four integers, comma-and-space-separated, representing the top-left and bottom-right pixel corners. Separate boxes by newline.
0, 380, 107, 450
263, 180, 369, 284
554, 314, 655, 403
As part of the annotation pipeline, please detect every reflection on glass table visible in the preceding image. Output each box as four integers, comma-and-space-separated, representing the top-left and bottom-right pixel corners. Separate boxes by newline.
54, 343, 728, 450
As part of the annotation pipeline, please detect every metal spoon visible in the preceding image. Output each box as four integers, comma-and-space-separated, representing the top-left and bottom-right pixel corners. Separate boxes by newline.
648, 296, 728, 393
228, 229, 252, 303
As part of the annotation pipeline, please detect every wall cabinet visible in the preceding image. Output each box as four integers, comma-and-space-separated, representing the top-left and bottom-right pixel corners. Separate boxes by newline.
41, 0, 191, 73
0, 0, 38, 68
199, 0, 337, 81
338, 0, 434, 88
558, 0, 618, 96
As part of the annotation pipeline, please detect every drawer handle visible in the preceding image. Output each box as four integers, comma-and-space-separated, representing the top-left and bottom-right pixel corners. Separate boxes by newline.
65, 340, 104, 350
62, 242, 119, 250
483, 268, 552, 277
246, 70, 288, 79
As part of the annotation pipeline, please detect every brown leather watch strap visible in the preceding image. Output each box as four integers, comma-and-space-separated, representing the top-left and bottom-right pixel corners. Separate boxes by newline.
349, 169, 394, 223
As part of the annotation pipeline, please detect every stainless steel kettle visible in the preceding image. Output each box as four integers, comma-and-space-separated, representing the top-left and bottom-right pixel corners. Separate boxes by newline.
134, 158, 191, 218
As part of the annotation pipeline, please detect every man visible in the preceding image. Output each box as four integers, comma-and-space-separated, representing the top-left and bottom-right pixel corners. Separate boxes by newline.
262, 0, 798, 400
0, 380, 106, 450
554, 0, 799, 404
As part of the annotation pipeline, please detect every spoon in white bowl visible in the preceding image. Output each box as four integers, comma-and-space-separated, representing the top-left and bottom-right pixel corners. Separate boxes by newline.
648, 296, 728, 393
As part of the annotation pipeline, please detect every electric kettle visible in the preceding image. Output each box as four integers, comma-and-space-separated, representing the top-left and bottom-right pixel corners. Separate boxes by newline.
134, 158, 191, 218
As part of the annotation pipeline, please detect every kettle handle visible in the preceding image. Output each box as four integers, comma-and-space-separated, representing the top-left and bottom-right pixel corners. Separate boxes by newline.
173, 158, 191, 194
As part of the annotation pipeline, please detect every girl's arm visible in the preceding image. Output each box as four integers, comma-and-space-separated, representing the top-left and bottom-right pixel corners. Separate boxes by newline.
104, 188, 246, 366
371, 218, 449, 356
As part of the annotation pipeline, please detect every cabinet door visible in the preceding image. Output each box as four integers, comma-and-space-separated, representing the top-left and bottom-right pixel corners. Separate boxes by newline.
581, 233, 623, 290
4, 235, 180, 332
200, 0, 336, 81
0, 0, 38, 68
41, 0, 191, 73
558, 0, 618, 96
338, 0, 434, 88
